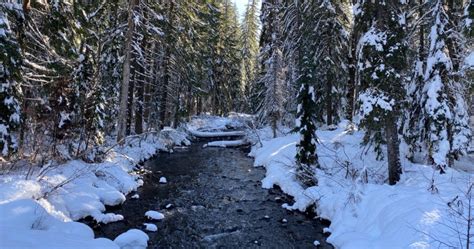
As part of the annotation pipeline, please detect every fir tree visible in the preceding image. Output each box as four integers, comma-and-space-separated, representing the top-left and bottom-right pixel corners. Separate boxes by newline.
258, 0, 285, 137
240, 0, 260, 112
357, 0, 407, 184
412, 0, 471, 172
294, 83, 319, 186
0, 9, 22, 156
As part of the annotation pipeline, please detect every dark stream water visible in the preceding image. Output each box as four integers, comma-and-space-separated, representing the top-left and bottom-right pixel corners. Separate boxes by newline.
89, 141, 333, 248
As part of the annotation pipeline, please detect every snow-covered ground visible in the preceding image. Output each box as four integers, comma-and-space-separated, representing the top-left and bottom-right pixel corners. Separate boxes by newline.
250, 122, 474, 249
0, 129, 189, 249
2, 115, 472, 248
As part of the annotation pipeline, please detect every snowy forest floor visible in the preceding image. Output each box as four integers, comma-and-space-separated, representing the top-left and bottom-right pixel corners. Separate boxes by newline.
0, 128, 190, 248
252, 122, 474, 249
0, 114, 473, 248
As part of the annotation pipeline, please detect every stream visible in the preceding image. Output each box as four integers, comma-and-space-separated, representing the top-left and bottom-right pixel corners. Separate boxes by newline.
89, 141, 333, 248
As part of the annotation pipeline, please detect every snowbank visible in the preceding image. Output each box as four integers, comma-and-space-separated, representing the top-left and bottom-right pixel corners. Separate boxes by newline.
0, 129, 189, 248
251, 123, 474, 248
114, 229, 149, 249
0, 199, 118, 249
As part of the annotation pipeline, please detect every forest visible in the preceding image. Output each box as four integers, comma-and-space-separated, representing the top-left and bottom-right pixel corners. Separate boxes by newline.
0, 0, 473, 248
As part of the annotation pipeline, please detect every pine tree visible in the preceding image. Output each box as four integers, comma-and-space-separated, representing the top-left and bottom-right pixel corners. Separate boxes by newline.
411, 0, 471, 172
312, 0, 350, 126
99, 2, 124, 134
356, 0, 407, 184
117, 0, 139, 144
258, 0, 285, 137
294, 83, 319, 186
240, 0, 260, 112
0, 8, 22, 156
217, 0, 242, 113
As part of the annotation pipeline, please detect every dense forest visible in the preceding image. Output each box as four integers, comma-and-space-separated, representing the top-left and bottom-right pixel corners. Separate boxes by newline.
1, 0, 473, 185
0, 0, 259, 160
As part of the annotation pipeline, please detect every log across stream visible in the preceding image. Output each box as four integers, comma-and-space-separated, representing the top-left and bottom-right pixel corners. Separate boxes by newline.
87, 141, 333, 248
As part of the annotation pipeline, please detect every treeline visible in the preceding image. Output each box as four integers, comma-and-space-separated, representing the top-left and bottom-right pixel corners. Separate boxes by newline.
0, 0, 260, 161
254, 0, 473, 184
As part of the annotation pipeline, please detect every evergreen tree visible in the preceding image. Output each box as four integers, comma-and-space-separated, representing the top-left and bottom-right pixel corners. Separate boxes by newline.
311, 0, 350, 125
240, 0, 260, 112
258, 0, 285, 137
356, 0, 407, 184
0, 8, 22, 156
294, 82, 319, 185
411, 0, 471, 172
218, 1, 242, 113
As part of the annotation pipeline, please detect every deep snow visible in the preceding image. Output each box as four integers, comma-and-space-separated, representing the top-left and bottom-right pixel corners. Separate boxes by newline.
0, 128, 189, 249
250, 122, 474, 249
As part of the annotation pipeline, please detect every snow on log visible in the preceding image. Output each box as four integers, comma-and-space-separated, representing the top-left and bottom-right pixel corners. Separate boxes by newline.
203, 139, 249, 148
189, 130, 246, 138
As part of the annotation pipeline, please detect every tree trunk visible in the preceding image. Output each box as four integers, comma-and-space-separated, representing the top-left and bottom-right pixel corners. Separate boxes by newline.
159, 1, 174, 129
197, 97, 202, 115
135, 66, 144, 134
135, 39, 148, 135
126, 59, 136, 135
347, 24, 357, 121
326, 48, 334, 125
272, 115, 277, 138
386, 113, 402, 185
23, 0, 30, 13
117, 0, 139, 144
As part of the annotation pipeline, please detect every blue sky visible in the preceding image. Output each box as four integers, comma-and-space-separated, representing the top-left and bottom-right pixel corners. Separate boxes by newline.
233, 0, 249, 20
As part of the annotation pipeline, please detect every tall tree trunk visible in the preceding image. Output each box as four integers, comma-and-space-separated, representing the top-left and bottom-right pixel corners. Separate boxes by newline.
135, 40, 148, 135
347, 24, 357, 121
197, 97, 202, 115
326, 48, 334, 126
126, 59, 136, 135
117, 0, 139, 144
159, 2, 174, 129
386, 113, 402, 185
272, 115, 277, 138
134, 62, 144, 134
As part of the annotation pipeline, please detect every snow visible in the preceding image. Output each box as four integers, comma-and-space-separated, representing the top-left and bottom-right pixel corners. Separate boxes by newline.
189, 130, 246, 138
159, 176, 167, 184
313, 240, 320, 246
464, 52, 474, 69
114, 229, 149, 249
143, 223, 158, 232
203, 139, 248, 148
251, 121, 474, 248
186, 113, 252, 132
0, 199, 118, 249
145, 210, 165, 220
358, 89, 395, 120
0, 129, 189, 248
359, 27, 387, 52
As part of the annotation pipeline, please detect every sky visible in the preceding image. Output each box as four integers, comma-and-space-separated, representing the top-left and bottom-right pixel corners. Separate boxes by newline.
233, 0, 249, 20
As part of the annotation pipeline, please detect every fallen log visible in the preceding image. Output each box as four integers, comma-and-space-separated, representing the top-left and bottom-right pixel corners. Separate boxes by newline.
189, 130, 245, 138
203, 139, 249, 148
